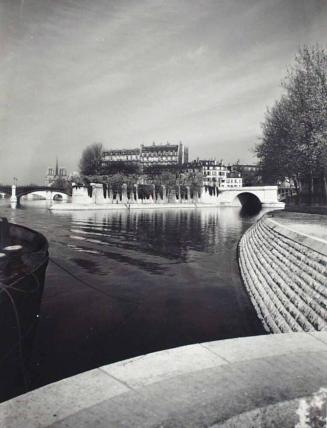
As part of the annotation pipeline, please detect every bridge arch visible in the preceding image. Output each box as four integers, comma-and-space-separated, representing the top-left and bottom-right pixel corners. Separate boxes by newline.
52, 193, 66, 201
216, 186, 283, 209
0, 186, 71, 203
21, 190, 69, 202
233, 192, 262, 215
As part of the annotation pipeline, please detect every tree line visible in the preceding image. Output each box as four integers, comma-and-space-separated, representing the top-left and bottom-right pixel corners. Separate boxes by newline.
256, 45, 327, 202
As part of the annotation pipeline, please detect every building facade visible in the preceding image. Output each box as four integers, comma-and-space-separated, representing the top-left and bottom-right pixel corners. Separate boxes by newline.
219, 172, 243, 189
101, 142, 188, 169
102, 148, 141, 163
140, 142, 188, 166
231, 164, 260, 186
233, 164, 260, 174
199, 160, 242, 188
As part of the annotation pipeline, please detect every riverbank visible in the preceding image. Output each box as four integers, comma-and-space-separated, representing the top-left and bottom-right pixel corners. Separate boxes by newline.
49, 201, 285, 211
1, 332, 327, 427
285, 203, 327, 215
50, 202, 204, 211
239, 210, 327, 333
48, 184, 284, 211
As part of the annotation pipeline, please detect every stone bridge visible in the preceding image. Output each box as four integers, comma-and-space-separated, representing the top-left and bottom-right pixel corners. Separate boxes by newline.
0, 185, 71, 203
201, 186, 285, 208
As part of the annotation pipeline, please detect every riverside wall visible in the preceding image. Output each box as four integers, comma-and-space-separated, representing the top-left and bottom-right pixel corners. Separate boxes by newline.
51, 183, 284, 211
2, 333, 327, 427
239, 212, 327, 333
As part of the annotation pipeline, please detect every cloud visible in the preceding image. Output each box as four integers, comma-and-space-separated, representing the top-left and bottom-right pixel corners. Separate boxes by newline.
0, 0, 326, 182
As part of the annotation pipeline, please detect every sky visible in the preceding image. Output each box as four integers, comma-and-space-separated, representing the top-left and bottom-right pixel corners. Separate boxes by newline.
0, 0, 326, 184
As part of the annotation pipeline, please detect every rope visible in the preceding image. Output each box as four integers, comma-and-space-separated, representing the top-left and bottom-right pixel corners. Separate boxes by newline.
0, 286, 29, 390
0, 256, 48, 391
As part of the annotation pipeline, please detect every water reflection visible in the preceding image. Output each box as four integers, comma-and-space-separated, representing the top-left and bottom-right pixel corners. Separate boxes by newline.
56, 207, 248, 263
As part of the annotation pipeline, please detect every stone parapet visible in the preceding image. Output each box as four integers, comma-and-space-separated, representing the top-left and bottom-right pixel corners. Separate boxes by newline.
1, 333, 327, 427
239, 212, 327, 333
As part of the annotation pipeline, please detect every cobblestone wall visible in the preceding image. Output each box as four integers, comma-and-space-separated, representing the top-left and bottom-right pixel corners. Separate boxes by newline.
239, 215, 327, 333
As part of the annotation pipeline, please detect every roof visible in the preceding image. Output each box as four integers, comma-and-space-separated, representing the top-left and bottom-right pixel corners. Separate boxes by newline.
142, 144, 179, 152
103, 148, 140, 155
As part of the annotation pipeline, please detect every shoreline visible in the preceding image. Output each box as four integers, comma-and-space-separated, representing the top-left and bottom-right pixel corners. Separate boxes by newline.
49, 201, 285, 211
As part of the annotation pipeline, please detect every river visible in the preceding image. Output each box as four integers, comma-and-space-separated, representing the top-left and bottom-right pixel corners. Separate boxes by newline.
0, 199, 267, 399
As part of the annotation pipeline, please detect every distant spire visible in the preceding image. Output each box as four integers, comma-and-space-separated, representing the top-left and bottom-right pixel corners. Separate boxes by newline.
55, 157, 59, 176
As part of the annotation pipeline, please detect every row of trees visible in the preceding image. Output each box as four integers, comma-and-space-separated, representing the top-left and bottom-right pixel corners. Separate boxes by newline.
256, 45, 327, 202
84, 169, 203, 195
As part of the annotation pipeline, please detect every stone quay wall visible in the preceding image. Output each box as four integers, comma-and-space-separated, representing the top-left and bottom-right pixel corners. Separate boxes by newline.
71, 183, 219, 206
239, 213, 327, 333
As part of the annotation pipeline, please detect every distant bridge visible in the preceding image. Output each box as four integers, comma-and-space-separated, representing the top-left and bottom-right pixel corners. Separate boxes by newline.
0, 185, 71, 203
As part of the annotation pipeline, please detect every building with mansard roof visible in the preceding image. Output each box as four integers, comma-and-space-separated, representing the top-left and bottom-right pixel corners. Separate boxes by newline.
102, 142, 188, 169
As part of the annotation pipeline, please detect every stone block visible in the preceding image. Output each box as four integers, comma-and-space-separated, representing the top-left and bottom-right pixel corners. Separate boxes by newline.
100, 343, 226, 389
0, 369, 128, 428
201, 332, 327, 363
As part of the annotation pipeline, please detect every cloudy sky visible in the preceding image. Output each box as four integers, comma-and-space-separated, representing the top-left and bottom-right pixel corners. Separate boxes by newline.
0, 0, 326, 183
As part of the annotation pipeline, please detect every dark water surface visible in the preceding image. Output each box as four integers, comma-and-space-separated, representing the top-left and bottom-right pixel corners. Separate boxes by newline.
0, 200, 266, 398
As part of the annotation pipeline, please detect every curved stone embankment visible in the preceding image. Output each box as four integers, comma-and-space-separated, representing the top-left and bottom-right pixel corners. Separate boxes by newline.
239, 212, 327, 333
1, 332, 327, 428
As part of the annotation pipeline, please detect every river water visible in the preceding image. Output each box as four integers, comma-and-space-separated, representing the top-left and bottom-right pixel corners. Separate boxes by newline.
0, 199, 267, 398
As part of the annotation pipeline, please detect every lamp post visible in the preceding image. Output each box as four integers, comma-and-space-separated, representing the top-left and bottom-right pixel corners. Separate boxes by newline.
11, 177, 18, 203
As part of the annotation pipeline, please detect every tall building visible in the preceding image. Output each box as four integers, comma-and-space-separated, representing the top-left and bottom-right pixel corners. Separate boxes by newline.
191, 159, 243, 188
101, 142, 189, 169
140, 142, 185, 166
102, 148, 141, 163
45, 158, 68, 186
183, 147, 189, 164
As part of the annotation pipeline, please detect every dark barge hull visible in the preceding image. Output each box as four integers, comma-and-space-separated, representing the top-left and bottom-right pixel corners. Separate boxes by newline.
0, 218, 49, 402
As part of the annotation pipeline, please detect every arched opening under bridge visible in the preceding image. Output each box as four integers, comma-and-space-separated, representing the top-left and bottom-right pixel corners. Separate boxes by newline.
53, 193, 64, 201
17, 190, 69, 203
235, 192, 262, 216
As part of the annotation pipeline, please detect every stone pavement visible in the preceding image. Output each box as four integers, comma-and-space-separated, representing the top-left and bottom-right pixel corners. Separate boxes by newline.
271, 210, 327, 247
1, 332, 327, 427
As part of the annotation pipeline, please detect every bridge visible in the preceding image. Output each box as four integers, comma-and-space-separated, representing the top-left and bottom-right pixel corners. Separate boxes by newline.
0, 185, 71, 203
201, 186, 285, 209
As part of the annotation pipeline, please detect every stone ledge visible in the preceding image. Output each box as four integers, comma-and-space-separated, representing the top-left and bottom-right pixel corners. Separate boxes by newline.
266, 212, 327, 257
1, 333, 327, 427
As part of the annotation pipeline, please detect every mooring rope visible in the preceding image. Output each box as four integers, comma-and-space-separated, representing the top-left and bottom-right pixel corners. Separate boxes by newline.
0, 256, 48, 392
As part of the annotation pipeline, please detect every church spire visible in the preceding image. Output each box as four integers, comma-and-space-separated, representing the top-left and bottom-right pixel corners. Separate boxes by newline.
55, 157, 59, 176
